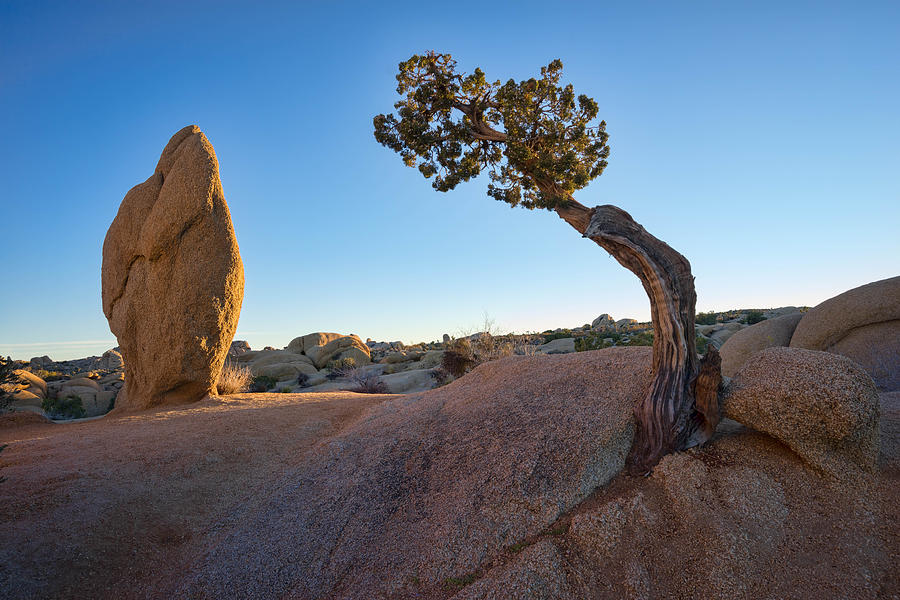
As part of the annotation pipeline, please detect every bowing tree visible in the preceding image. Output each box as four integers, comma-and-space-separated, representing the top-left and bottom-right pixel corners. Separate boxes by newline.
374, 52, 721, 471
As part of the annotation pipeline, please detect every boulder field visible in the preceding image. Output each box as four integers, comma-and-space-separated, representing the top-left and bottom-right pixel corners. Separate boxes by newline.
0, 347, 896, 599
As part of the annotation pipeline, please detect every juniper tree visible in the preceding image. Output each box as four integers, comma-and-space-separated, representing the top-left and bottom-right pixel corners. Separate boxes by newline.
374, 53, 722, 471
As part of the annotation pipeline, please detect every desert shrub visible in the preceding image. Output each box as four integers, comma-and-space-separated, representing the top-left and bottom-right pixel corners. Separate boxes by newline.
442, 338, 475, 377
276, 386, 293, 393
574, 334, 613, 352
625, 331, 654, 346
430, 366, 451, 386
31, 369, 65, 381
696, 334, 709, 355
216, 362, 253, 394
296, 372, 310, 387
743, 310, 766, 325
41, 395, 86, 420
346, 368, 389, 394
473, 333, 495, 359
696, 311, 718, 325
326, 357, 357, 379
249, 375, 278, 392
542, 329, 573, 343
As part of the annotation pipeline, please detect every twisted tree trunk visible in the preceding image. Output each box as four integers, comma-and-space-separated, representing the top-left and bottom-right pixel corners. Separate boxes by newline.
555, 200, 722, 471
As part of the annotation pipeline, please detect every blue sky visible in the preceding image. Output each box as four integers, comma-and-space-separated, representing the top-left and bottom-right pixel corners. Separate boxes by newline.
1, 0, 898, 360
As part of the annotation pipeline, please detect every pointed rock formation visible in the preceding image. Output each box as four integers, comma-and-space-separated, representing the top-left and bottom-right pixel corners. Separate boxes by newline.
101, 125, 244, 410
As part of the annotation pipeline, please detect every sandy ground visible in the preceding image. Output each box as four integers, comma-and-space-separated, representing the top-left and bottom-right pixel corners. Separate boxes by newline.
0, 392, 390, 598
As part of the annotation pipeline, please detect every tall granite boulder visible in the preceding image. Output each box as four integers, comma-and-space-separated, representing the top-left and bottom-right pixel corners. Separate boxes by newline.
790, 276, 900, 390
101, 125, 244, 410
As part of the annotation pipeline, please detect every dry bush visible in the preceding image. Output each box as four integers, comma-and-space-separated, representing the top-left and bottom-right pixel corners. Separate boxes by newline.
346, 368, 389, 394
442, 338, 475, 377
217, 362, 253, 395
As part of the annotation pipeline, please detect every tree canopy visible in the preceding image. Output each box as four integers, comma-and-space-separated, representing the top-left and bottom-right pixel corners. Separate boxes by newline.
373, 52, 610, 210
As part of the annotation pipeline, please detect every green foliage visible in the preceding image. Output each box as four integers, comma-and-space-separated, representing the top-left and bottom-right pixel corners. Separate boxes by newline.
374, 52, 610, 210
696, 334, 709, 355
574, 333, 613, 352
276, 386, 293, 393
542, 329, 573, 343
250, 375, 278, 392
547, 524, 568, 536
696, 311, 718, 326
41, 395, 86, 420
744, 310, 766, 325
625, 331, 655, 346
443, 573, 477, 589
31, 369, 65, 381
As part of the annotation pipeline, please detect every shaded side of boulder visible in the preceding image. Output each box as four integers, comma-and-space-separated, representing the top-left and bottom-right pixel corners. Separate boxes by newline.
790, 276, 900, 390
101, 125, 244, 410
722, 346, 880, 477
790, 276, 900, 350
720, 312, 804, 376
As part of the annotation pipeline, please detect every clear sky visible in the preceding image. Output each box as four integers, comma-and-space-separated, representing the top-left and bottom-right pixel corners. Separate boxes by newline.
1, 0, 898, 361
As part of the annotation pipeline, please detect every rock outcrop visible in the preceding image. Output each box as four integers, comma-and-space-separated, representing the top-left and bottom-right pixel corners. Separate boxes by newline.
101, 125, 244, 410
722, 346, 880, 477
719, 312, 804, 376
174, 348, 645, 597
538, 337, 575, 354
2, 346, 896, 599
304, 334, 371, 368
591, 314, 614, 331
790, 276, 900, 390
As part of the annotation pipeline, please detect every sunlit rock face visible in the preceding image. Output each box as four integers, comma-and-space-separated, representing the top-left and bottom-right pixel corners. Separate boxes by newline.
101, 125, 244, 410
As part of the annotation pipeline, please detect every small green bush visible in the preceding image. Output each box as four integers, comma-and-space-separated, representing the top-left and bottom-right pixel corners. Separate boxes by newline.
249, 375, 278, 392
542, 329, 573, 343
625, 331, 654, 346
574, 334, 613, 352
696, 312, 718, 325
696, 334, 709, 355
744, 310, 766, 325
41, 395, 86, 420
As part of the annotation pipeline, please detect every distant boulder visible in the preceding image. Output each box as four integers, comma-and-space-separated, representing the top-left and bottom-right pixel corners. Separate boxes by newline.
306, 335, 371, 369
227, 341, 251, 357
538, 337, 576, 354
591, 314, 615, 331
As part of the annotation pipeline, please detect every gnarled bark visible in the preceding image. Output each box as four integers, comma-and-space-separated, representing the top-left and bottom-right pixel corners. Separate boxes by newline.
555, 200, 721, 471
